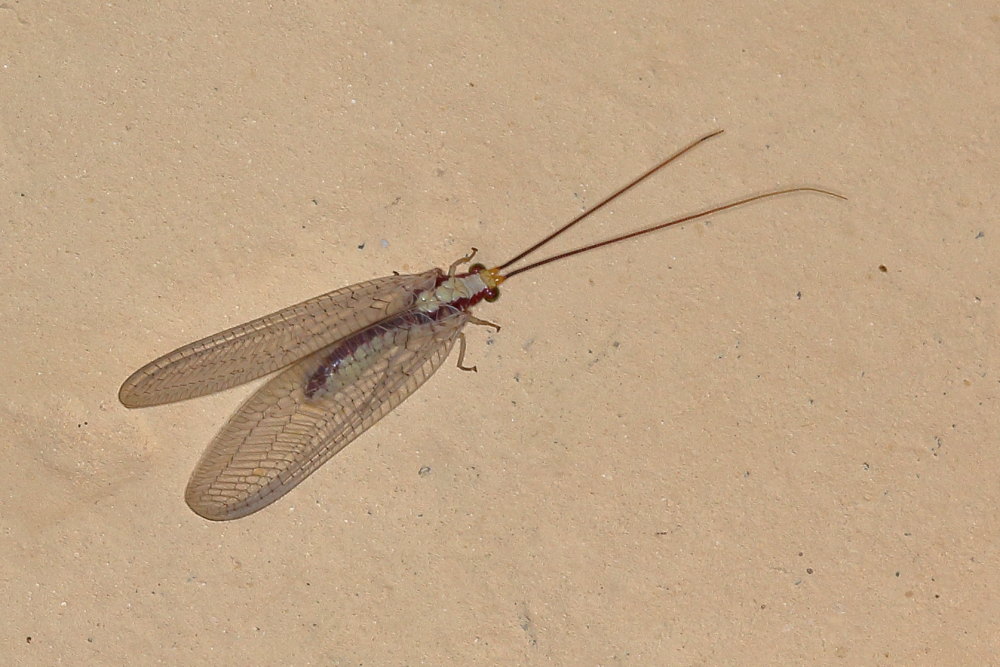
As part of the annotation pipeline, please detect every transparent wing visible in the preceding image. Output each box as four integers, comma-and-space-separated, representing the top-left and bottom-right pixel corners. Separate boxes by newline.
119, 269, 442, 408
184, 308, 470, 520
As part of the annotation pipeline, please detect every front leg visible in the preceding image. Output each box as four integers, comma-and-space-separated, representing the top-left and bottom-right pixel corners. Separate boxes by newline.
448, 248, 479, 277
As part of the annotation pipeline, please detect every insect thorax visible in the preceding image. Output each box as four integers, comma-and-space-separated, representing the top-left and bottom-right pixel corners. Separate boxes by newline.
416, 273, 490, 313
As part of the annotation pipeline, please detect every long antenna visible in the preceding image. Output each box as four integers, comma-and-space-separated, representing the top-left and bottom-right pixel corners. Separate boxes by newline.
502, 187, 845, 280
496, 129, 725, 271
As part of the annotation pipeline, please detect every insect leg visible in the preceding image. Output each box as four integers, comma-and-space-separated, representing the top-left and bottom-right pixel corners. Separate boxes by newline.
467, 315, 501, 332
455, 332, 477, 372
448, 247, 479, 277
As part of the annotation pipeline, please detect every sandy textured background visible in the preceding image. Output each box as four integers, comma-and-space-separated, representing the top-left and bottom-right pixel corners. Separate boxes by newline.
3, 2, 996, 664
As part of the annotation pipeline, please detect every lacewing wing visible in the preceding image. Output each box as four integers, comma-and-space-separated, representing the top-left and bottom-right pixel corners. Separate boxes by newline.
119, 130, 843, 520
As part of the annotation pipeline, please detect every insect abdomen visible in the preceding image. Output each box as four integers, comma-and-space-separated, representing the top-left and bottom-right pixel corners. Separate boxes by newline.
304, 304, 464, 399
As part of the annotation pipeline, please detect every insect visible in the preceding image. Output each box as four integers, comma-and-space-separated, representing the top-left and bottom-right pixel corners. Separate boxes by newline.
119, 130, 843, 520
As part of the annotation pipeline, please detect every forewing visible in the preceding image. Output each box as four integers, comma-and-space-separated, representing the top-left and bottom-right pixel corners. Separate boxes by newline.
119, 269, 442, 408
184, 309, 470, 520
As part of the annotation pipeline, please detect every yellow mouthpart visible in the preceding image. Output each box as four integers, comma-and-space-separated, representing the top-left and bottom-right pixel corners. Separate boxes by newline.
479, 266, 506, 288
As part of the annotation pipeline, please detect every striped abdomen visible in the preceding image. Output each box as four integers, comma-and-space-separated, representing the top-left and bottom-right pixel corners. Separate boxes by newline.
304, 302, 466, 399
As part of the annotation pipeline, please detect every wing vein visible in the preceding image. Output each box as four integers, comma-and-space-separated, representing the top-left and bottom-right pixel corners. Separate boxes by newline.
119, 269, 442, 407
184, 307, 469, 520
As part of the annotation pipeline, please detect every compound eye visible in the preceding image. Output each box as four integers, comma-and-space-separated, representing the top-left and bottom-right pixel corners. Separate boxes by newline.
469, 263, 486, 272
484, 287, 500, 302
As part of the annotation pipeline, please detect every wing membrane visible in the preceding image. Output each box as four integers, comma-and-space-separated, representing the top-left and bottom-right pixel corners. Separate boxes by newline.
119, 269, 442, 408
184, 308, 470, 520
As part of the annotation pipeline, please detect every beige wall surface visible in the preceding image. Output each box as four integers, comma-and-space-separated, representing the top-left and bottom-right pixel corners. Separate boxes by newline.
2, 2, 996, 664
